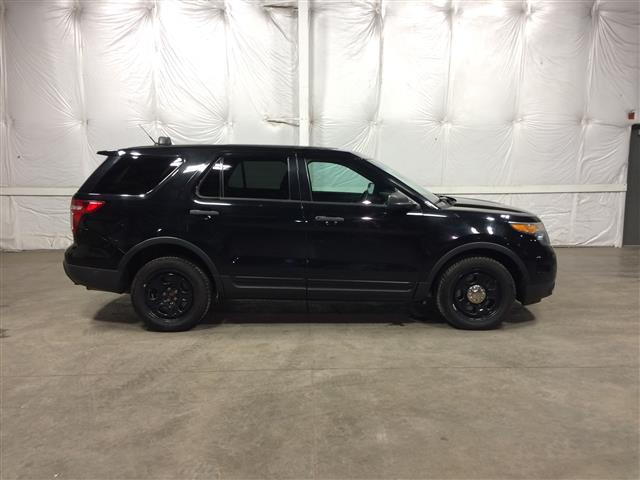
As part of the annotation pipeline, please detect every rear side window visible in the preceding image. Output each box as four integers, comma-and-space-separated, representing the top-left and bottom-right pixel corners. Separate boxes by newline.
92, 155, 182, 195
198, 163, 221, 197
197, 155, 290, 200
227, 159, 288, 194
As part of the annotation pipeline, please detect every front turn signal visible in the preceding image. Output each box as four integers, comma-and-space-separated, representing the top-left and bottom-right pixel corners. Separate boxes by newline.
510, 223, 540, 234
510, 222, 550, 244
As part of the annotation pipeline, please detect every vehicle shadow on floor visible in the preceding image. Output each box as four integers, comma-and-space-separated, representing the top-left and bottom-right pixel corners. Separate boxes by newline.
91, 296, 536, 330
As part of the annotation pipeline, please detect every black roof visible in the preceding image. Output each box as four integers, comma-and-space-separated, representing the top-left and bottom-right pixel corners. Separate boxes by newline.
98, 144, 349, 156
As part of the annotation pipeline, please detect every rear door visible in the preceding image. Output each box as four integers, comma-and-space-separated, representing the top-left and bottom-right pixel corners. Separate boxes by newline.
298, 151, 426, 301
186, 150, 307, 299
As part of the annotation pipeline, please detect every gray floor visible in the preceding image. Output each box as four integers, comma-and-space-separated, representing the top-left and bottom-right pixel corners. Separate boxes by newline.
0, 248, 638, 479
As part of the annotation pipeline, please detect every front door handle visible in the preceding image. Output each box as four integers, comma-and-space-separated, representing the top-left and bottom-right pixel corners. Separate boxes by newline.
190, 209, 220, 216
315, 215, 344, 223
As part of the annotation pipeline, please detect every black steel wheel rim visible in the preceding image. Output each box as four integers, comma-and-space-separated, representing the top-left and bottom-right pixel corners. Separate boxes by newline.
452, 269, 501, 319
144, 271, 194, 320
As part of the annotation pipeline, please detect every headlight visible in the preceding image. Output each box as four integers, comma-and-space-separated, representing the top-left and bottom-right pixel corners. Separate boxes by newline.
510, 222, 550, 245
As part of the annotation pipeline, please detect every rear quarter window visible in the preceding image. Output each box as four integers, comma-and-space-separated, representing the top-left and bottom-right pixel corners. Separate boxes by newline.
91, 155, 182, 195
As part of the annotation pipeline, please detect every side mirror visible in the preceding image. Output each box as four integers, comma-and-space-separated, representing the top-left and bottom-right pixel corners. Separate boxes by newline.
386, 191, 417, 211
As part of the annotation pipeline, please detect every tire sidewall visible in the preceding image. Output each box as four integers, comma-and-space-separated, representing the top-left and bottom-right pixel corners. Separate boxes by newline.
437, 257, 515, 330
131, 257, 211, 332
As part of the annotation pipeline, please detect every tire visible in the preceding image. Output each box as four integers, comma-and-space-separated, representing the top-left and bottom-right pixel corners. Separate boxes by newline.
131, 256, 212, 332
436, 256, 515, 330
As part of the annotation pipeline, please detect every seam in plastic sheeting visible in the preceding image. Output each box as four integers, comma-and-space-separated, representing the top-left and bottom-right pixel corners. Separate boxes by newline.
297, 0, 310, 144
439, 0, 454, 186
570, 0, 599, 246
0, 0, 19, 251
1, 0, 8, 188
504, 0, 528, 185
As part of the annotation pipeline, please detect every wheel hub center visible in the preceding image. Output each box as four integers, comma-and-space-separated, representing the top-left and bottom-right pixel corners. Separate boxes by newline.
466, 284, 487, 304
161, 287, 179, 304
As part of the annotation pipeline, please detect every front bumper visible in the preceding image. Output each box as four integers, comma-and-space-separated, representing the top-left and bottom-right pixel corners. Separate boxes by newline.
63, 260, 124, 293
519, 246, 557, 305
520, 279, 555, 305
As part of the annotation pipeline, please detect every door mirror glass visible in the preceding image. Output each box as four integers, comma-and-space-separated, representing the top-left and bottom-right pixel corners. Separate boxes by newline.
386, 190, 417, 211
367, 182, 375, 195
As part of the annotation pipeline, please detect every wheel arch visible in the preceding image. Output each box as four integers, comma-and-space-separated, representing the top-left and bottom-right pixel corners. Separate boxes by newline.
418, 242, 529, 303
118, 237, 223, 295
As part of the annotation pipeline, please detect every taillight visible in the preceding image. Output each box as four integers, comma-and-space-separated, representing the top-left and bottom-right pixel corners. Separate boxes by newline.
71, 198, 105, 234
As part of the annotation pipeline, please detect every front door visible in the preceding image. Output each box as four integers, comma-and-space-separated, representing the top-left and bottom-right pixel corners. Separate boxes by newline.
187, 150, 306, 299
298, 152, 427, 301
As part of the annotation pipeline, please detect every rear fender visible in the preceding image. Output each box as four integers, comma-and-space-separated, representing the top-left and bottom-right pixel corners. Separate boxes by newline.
118, 237, 223, 295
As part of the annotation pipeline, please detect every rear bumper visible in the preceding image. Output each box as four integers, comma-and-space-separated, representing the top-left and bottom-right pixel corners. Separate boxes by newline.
63, 260, 124, 293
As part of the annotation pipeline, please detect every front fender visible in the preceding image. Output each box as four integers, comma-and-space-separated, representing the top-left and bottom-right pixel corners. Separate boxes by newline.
415, 241, 529, 300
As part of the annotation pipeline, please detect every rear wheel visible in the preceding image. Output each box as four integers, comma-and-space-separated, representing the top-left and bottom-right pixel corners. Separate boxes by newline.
436, 257, 515, 330
131, 256, 212, 331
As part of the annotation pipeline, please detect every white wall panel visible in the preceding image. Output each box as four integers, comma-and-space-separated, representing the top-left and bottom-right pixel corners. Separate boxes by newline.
520, 0, 592, 118
1, 195, 70, 250
447, 0, 523, 125
0, 196, 18, 250
578, 123, 630, 184
444, 123, 513, 186
225, 0, 297, 144
508, 117, 581, 185
572, 191, 626, 245
0, 0, 638, 250
589, 0, 639, 125
377, 121, 445, 190
376, 1, 449, 188
4, 0, 87, 187
311, 0, 383, 156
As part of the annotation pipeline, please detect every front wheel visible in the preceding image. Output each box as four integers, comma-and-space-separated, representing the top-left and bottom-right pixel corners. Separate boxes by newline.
436, 257, 515, 330
131, 256, 212, 331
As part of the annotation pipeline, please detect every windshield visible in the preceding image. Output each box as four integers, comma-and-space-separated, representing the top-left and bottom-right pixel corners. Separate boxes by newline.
363, 157, 441, 206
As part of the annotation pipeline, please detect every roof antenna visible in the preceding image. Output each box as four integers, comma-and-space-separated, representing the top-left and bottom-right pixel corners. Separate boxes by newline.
138, 124, 158, 145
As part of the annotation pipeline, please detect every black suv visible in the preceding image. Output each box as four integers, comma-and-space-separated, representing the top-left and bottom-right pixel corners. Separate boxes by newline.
64, 143, 556, 331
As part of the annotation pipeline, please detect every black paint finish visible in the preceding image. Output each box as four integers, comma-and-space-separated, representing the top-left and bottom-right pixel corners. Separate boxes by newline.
64, 145, 556, 306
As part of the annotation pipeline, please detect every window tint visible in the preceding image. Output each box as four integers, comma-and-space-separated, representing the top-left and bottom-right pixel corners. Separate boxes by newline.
308, 162, 370, 193
307, 160, 392, 204
198, 163, 221, 197
92, 155, 182, 195
222, 157, 289, 199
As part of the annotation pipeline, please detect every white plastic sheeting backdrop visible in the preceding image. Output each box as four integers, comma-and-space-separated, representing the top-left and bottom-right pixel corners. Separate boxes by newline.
0, 0, 638, 250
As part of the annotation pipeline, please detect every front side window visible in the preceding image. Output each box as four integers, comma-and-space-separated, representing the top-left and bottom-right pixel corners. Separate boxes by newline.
223, 156, 290, 200
92, 155, 182, 195
363, 156, 441, 206
306, 160, 392, 205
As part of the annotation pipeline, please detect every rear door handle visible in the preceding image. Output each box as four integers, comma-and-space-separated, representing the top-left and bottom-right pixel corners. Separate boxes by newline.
190, 209, 220, 216
315, 215, 344, 223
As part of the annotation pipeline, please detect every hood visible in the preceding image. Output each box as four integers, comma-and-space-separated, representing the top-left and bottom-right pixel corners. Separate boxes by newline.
446, 196, 538, 219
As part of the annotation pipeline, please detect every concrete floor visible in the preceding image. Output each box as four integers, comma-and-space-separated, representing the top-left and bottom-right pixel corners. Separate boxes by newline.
0, 248, 638, 479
